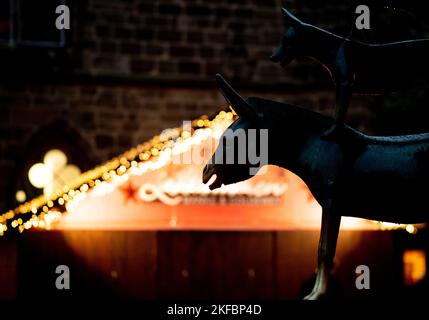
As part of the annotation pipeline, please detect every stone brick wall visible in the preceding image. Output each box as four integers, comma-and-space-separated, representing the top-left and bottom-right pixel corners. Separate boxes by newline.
74, 0, 291, 83
70, 0, 366, 83
0, 0, 380, 211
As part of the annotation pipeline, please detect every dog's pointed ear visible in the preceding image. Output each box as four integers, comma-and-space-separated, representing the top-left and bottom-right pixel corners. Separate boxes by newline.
281, 7, 303, 27
215, 74, 258, 119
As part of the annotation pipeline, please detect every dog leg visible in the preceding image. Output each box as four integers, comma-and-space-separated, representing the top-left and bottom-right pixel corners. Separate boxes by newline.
304, 204, 341, 300
322, 81, 352, 139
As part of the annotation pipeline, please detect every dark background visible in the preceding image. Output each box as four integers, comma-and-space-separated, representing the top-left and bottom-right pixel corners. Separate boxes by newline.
1, 0, 429, 300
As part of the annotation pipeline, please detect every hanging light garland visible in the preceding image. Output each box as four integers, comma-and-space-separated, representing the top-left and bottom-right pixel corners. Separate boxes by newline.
0, 108, 419, 236
0, 110, 235, 237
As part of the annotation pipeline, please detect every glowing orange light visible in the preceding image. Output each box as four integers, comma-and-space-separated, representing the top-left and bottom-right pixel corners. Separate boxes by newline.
403, 250, 426, 285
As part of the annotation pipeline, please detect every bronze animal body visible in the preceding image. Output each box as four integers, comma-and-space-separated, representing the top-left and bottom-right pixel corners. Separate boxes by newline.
203, 74, 429, 299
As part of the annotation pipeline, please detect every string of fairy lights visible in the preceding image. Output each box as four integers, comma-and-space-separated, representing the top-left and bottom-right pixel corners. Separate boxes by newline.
0, 110, 235, 237
0, 108, 419, 236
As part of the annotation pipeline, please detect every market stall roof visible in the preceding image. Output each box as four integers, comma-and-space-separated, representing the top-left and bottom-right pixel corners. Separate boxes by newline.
0, 110, 411, 236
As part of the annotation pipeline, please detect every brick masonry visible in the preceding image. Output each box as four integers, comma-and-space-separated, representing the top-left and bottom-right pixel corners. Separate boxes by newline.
0, 0, 383, 211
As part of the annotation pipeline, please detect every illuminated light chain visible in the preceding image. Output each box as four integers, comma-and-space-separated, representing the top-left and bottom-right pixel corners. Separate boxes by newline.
0, 108, 419, 236
371, 221, 419, 234
0, 110, 235, 236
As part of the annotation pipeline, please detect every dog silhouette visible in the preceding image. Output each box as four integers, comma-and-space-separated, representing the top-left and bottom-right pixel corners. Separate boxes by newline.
270, 7, 429, 136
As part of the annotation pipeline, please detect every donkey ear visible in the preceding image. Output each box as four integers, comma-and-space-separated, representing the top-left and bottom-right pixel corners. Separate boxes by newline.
215, 74, 258, 119
281, 7, 303, 27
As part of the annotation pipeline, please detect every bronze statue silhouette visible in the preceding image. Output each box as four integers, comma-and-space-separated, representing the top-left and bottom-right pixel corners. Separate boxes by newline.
203, 74, 429, 300
362, 0, 429, 25
270, 7, 429, 137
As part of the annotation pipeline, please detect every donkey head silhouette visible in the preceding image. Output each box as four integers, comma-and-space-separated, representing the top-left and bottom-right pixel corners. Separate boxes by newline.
202, 76, 269, 190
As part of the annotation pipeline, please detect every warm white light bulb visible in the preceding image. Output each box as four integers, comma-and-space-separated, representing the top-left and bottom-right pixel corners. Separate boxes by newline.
28, 163, 52, 188
15, 190, 26, 203
44, 149, 68, 173
406, 225, 417, 234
